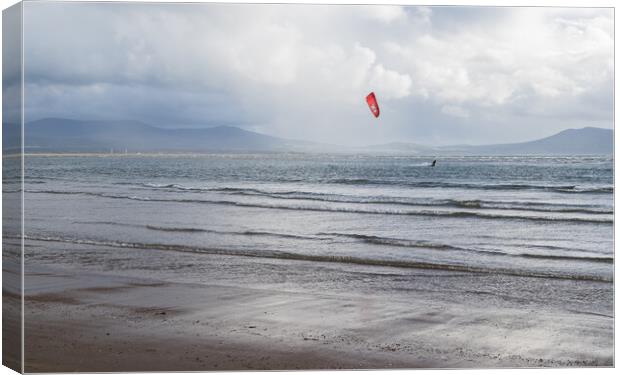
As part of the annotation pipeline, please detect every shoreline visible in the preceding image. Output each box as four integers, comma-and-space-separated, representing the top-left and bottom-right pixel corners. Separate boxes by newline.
23, 262, 613, 372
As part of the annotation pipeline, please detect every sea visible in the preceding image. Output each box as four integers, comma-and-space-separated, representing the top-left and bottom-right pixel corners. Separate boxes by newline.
9, 153, 614, 318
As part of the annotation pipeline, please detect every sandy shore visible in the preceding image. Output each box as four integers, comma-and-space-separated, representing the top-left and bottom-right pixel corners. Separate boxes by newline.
22, 261, 613, 372
24, 269, 439, 372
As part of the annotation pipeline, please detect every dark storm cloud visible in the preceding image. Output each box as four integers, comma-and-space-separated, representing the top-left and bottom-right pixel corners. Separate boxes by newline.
22, 2, 613, 145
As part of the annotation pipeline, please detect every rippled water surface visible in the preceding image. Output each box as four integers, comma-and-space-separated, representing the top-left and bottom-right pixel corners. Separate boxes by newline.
12, 154, 611, 285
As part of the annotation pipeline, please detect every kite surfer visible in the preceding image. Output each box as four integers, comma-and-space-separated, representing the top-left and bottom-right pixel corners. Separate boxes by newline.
431, 160, 436, 167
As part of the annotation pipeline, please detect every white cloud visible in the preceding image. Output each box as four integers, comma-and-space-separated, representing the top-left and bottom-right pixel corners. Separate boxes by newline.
386, 8, 612, 111
369, 64, 412, 99
22, 3, 613, 145
365, 6, 407, 23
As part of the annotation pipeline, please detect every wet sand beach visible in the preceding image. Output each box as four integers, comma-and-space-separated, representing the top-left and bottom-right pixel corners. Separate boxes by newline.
23, 246, 613, 372
24, 272, 436, 372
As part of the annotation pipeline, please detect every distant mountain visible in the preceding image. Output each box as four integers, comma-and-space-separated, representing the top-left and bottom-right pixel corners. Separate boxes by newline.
361, 127, 613, 156
17, 118, 318, 153
2, 119, 613, 155
445, 127, 613, 155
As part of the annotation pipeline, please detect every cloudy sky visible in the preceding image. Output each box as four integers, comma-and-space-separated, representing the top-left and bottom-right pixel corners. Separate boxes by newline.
22, 2, 613, 146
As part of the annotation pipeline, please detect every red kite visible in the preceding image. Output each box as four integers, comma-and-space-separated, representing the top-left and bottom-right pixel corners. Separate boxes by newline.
366, 92, 380, 118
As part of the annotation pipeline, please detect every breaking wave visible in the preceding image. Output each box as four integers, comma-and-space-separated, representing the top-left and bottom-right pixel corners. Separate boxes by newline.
20, 234, 612, 283
27, 189, 613, 225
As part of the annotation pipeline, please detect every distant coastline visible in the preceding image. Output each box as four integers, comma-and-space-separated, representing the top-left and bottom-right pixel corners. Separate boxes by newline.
22, 152, 615, 158
3, 118, 613, 155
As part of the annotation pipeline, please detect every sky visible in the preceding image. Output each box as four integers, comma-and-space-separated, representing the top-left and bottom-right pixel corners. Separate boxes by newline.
20, 2, 613, 146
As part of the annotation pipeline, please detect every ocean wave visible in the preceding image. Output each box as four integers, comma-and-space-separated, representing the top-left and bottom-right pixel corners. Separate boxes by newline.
322, 179, 613, 194
73, 221, 319, 240
146, 225, 317, 240
21, 234, 612, 283
114, 182, 212, 191
71, 222, 609, 264
519, 253, 613, 264
210, 188, 612, 214
110, 184, 615, 214
142, 183, 205, 191
26, 190, 153, 201
2, 189, 22, 193
15, 179, 47, 184
320, 232, 477, 252
27, 189, 613, 225
555, 187, 613, 194
116, 180, 613, 195
320, 232, 613, 263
